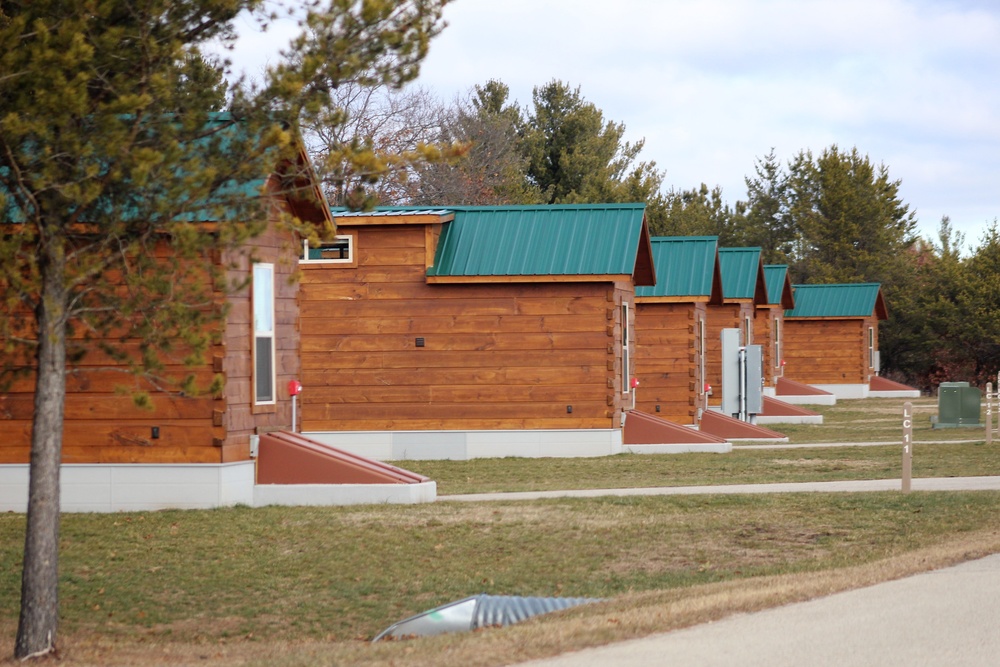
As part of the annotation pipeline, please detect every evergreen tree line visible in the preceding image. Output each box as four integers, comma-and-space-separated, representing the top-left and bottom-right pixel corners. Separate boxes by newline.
316, 78, 1000, 391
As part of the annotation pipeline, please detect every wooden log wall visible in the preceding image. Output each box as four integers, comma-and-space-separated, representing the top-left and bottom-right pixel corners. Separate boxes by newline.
0, 258, 224, 464
219, 199, 301, 462
704, 301, 754, 406
299, 223, 628, 433
634, 301, 707, 424
1, 187, 300, 464
782, 317, 876, 385
754, 305, 784, 387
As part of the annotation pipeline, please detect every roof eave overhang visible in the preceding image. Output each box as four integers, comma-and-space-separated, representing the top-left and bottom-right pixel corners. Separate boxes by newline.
708, 250, 724, 306
335, 212, 455, 226
874, 289, 889, 320
631, 215, 657, 287
752, 259, 769, 306
427, 273, 632, 285
780, 277, 795, 309
636, 295, 712, 304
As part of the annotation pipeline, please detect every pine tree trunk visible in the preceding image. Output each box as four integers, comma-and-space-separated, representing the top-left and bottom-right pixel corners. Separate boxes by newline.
15, 242, 68, 660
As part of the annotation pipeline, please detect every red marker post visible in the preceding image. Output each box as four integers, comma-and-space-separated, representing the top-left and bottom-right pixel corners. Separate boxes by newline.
288, 380, 302, 433
902, 401, 913, 493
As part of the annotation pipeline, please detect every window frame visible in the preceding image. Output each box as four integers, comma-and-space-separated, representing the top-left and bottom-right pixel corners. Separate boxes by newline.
697, 314, 707, 396
621, 302, 631, 395
252, 262, 276, 406
299, 232, 356, 266
868, 326, 876, 369
773, 316, 782, 369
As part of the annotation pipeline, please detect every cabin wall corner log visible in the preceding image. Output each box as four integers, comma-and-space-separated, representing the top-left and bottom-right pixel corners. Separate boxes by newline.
754, 303, 785, 387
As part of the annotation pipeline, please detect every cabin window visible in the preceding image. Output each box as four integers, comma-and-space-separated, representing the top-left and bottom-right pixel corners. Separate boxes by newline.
868, 326, 875, 369
743, 315, 752, 346
300, 234, 354, 265
621, 303, 631, 394
253, 263, 276, 405
697, 315, 706, 395
773, 317, 781, 368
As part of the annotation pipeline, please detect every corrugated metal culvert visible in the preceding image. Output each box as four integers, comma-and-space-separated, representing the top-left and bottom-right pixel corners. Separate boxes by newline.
372, 594, 602, 641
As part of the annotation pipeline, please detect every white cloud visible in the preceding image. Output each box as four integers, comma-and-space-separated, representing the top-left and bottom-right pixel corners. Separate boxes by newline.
217, 0, 1000, 240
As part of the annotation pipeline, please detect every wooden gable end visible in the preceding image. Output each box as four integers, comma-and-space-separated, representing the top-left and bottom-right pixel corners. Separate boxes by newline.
299, 221, 634, 435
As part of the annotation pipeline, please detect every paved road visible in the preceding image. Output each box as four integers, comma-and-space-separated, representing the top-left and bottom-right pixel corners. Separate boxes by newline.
516, 553, 1000, 666
440, 475, 1000, 503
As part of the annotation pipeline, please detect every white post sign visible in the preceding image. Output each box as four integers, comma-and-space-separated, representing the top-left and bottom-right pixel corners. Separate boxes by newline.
902, 401, 913, 493
988, 382, 993, 446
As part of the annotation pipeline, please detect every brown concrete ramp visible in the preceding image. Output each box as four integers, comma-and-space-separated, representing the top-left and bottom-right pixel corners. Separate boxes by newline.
760, 396, 820, 417
257, 432, 430, 485
776, 377, 832, 397
699, 411, 787, 441
869, 376, 916, 391
757, 396, 823, 425
869, 376, 921, 397
625, 411, 728, 445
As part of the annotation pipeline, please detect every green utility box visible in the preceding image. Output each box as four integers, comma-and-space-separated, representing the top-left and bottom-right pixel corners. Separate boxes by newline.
932, 382, 982, 428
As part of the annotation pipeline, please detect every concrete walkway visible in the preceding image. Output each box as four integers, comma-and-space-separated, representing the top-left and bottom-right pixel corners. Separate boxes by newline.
439, 475, 1000, 503
516, 553, 1000, 666
733, 439, 983, 450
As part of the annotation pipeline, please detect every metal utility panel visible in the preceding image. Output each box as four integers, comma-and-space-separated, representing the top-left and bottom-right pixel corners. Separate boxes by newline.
935, 382, 982, 428
720, 328, 741, 416
745, 344, 764, 415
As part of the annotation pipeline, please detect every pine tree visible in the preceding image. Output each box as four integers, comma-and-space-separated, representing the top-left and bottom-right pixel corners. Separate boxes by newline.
520, 80, 663, 204
0, 0, 450, 658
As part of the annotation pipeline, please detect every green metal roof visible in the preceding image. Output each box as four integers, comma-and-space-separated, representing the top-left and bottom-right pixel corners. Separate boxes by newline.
718, 247, 764, 300
763, 264, 793, 307
426, 204, 652, 280
785, 283, 888, 319
636, 236, 718, 298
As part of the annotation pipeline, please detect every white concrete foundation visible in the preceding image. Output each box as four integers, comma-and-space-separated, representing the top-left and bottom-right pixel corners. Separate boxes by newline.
303, 428, 624, 460
0, 462, 255, 513
812, 383, 870, 399
0, 463, 436, 513
757, 414, 824, 425
776, 393, 837, 406
253, 481, 436, 507
869, 389, 922, 398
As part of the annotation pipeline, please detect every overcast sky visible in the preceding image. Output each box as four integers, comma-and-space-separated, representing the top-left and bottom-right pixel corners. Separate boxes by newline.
225, 0, 1000, 247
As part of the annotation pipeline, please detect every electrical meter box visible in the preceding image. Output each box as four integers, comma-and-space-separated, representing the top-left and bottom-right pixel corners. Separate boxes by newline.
933, 382, 982, 428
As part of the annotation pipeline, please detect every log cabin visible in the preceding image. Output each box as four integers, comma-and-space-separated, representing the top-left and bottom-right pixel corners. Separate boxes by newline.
298, 203, 656, 459
633, 236, 723, 425
782, 283, 888, 398
0, 117, 335, 511
755, 264, 795, 393
705, 247, 768, 408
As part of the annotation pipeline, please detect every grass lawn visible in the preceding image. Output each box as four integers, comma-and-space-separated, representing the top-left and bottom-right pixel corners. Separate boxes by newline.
405, 397, 998, 495
2, 396, 999, 666
3, 494, 1000, 666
